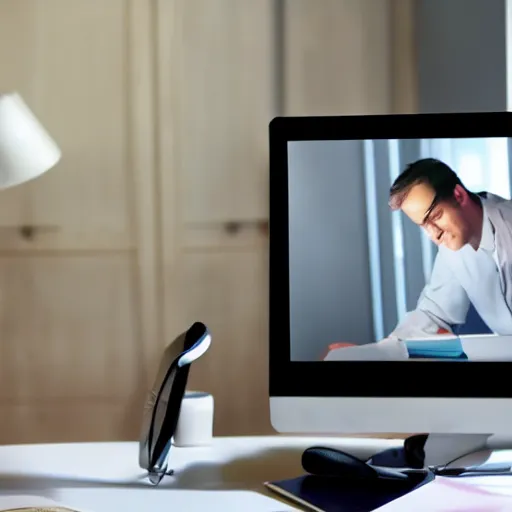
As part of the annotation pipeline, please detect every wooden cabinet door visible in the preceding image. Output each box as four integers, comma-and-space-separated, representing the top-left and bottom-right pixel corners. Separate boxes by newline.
0, 0, 132, 251
0, 0, 158, 443
163, 0, 273, 225
156, 0, 275, 435
0, 255, 142, 443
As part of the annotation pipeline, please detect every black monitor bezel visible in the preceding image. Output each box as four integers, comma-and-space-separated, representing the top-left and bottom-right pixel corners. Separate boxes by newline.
269, 112, 512, 399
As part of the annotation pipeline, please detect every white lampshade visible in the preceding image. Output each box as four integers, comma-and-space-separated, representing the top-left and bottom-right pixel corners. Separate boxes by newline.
0, 92, 61, 190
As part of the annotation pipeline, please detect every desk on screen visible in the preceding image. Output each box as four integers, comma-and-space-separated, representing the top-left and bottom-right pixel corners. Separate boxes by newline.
323, 334, 512, 362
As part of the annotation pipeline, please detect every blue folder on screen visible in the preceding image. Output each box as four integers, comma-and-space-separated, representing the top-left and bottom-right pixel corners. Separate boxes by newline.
405, 337, 468, 360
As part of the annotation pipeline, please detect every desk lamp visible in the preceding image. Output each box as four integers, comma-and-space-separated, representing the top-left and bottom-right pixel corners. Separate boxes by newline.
0, 92, 61, 189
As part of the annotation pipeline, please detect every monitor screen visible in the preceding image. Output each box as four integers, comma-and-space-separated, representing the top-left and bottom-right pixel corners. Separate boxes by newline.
288, 136, 512, 363
268, 113, 512, 400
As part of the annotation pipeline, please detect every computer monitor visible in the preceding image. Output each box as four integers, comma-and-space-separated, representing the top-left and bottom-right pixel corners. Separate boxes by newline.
268, 113, 512, 460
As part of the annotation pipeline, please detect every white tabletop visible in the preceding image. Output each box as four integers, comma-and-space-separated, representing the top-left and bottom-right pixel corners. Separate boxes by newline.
325, 335, 512, 361
0, 435, 402, 511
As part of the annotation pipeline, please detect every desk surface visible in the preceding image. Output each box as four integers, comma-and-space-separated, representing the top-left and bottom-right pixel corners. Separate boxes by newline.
325, 335, 512, 361
0, 435, 402, 511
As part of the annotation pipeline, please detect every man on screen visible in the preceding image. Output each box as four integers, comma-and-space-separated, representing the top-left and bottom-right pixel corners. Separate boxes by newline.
387, 157, 512, 340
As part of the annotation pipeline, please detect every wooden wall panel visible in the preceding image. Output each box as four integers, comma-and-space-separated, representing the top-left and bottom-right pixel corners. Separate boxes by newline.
171, 239, 271, 435
155, 0, 275, 435
165, 0, 275, 225
0, 0, 417, 443
0, 0, 158, 443
0, 254, 144, 442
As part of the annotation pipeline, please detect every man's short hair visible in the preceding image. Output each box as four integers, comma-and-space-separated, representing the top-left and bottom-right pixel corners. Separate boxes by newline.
389, 158, 466, 213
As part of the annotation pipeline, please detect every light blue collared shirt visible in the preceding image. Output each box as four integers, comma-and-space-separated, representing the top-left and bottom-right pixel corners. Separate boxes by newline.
390, 194, 512, 339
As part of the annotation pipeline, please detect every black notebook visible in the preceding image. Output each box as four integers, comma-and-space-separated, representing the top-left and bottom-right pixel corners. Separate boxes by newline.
264, 472, 434, 512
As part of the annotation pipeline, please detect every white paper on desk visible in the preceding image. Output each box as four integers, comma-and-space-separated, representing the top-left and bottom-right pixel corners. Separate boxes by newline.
374, 476, 512, 511
0, 494, 88, 511
324, 338, 409, 361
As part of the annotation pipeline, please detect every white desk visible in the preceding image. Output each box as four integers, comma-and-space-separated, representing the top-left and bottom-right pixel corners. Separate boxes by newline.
0, 435, 402, 511
324, 335, 512, 361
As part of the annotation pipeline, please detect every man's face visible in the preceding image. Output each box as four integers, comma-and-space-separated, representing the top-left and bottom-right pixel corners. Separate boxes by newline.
400, 183, 471, 251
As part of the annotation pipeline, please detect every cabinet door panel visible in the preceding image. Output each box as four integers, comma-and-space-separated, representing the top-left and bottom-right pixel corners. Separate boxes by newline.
165, 235, 271, 436
0, 402, 138, 444
156, 0, 274, 436
170, 0, 274, 224
0, 255, 142, 403
0, 0, 131, 250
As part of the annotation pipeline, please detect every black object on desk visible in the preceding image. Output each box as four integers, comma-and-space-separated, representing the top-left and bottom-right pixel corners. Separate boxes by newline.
302, 446, 411, 482
366, 434, 512, 476
264, 446, 433, 512
367, 433, 428, 468
138, 321, 212, 486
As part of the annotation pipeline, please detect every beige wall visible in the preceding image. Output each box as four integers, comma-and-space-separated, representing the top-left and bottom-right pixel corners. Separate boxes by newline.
0, 0, 415, 444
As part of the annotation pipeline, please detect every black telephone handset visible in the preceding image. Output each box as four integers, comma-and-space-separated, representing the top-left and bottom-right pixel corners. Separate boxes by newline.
302, 446, 409, 481
301, 445, 433, 493
138, 321, 212, 485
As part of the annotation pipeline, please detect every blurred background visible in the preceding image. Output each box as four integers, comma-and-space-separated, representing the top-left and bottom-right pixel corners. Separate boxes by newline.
0, 0, 506, 444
